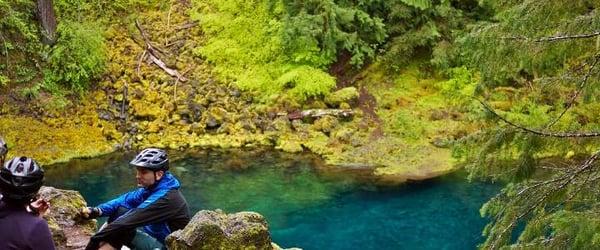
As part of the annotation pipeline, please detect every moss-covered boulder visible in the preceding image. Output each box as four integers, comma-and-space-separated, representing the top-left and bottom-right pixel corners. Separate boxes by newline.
166, 210, 273, 250
38, 186, 96, 249
324, 87, 359, 107
311, 115, 339, 134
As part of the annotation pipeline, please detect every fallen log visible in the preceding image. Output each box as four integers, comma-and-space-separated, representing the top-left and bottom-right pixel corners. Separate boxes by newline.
135, 19, 188, 82
286, 109, 354, 120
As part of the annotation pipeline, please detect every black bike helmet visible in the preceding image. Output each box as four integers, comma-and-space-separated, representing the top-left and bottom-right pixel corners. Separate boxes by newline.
0, 156, 44, 201
129, 148, 169, 171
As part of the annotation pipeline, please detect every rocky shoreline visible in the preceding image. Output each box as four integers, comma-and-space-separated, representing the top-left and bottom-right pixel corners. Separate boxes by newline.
0, 2, 472, 185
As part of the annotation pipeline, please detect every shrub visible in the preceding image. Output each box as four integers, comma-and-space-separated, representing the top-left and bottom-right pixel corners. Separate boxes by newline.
43, 21, 106, 94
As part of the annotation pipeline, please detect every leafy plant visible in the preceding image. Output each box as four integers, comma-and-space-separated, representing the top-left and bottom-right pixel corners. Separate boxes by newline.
0, 74, 9, 86
43, 21, 106, 94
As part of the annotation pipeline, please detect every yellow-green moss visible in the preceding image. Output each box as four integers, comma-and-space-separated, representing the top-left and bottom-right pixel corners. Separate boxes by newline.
0, 115, 114, 165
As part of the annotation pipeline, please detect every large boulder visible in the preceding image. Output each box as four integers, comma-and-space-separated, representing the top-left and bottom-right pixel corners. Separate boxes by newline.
166, 210, 273, 250
38, 186, 96, 250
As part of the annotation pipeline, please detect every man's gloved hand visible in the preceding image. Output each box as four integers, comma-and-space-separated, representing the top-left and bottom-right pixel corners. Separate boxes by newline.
80, 207, 102, 219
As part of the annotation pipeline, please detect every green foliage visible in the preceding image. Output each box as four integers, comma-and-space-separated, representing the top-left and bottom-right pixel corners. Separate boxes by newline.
451, 1, 600, 248
549, 211, 600, 249
437, 66, 477, 107
19, 83, 41, 99
281, 0, 387, 67
379, 0, 478, 71
54, 0, 163, 21
276, 66, 335, 102
401, 0, 433, 10
457, 0, 600, 86
0, 0, 44, 84
192, 0, 337, 103
43, 22, 106, 94
0, 74, 9, 86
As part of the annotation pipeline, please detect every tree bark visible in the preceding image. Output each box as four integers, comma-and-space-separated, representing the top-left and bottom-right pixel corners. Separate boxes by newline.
37, 0, 57, 45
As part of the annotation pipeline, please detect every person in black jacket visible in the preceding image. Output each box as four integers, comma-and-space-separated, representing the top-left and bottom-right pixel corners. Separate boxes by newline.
82, 148, 190, 250
0, 136, 49, 212
0, 156, 55, 250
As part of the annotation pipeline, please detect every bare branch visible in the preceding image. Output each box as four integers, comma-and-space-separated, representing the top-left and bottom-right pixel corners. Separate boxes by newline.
502, 31, 600, 43
135, 19, 188, 82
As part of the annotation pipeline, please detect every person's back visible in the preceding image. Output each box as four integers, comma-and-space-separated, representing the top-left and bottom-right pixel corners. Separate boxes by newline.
0, 156, 55, 250
0, 199, 55, 250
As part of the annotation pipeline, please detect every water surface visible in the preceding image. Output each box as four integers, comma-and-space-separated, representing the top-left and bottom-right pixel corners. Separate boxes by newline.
45, 149, 498, 250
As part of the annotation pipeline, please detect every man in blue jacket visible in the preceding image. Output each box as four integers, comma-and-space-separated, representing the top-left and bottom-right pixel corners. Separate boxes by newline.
83, 148, 190, 250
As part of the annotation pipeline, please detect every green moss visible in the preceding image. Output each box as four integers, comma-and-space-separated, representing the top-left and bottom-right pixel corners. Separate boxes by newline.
191, 0, 335, 103
0, 114, 114, 165
275, 134, 304, 153
324, 87, 359, 107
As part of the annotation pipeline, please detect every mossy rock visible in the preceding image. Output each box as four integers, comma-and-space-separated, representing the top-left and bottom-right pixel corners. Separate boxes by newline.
147, 120, 165, 133
302, 131, 334, 156
38, 186, 97, 249
131, 100, 163, 120
332, 127, 355, 143
311, 115, 339, 134
324, 87, 359, 107
275, 134, 304, 153
270, 117, 292, 132
166, 210, 273, 250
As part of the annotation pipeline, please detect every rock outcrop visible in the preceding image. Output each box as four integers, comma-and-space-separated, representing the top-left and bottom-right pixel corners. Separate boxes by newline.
41, 187, 301, 250
166, 210, 295, 250
38, 186, 96, 250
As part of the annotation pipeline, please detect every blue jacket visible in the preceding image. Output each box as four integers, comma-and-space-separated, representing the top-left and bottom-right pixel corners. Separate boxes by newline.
86, 172, 190, 249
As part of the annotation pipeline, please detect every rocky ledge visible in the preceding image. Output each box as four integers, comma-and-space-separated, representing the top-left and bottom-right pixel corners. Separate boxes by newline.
42, 187, 299, 250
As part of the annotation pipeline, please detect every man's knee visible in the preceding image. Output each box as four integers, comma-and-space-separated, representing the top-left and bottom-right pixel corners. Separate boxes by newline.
98, 241, 117, 250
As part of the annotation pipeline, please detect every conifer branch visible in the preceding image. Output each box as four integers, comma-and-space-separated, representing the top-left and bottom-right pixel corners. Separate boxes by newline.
502, 31, 600, 43
489, 149, 600, 249
477, 99, 600, 138
546, 54, 600, 128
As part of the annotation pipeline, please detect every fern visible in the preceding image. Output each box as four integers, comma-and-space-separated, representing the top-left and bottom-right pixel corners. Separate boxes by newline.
400, 0, 433, 10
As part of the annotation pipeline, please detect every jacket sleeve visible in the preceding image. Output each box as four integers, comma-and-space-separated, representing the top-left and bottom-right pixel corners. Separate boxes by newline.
30, 219, 56, 250
97, 188, 146, 217
85, 190, 184, 250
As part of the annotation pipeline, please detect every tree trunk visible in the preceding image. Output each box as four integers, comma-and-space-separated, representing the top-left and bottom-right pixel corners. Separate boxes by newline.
37, 0, 57, 45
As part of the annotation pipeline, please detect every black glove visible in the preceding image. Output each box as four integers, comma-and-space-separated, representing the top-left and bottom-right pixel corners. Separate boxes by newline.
82, 207, 102, 219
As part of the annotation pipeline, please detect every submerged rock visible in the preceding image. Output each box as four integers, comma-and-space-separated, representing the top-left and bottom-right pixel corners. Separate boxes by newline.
166, 210, 274, 250
38, 186, 96, 250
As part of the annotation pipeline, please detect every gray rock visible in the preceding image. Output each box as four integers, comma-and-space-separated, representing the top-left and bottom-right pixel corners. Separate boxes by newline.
166, 210, 273, 250
38, 186, 96, 250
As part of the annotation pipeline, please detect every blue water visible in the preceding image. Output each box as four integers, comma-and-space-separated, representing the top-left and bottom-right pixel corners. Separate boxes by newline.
44, 149, 498, 250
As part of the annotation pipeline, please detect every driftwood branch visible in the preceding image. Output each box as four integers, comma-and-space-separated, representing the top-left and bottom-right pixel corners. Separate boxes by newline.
135, 19, 187, 82
502, 31, 600, 43
477, 99, 600, 138
286, 109, 354, 120
175, 21, 198, 31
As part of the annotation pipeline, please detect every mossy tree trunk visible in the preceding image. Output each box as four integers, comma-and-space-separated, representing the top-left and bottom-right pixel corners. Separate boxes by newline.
36, 0, 57, 45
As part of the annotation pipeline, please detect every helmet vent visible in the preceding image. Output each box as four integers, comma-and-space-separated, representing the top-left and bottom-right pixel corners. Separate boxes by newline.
15, 163, 24, 173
